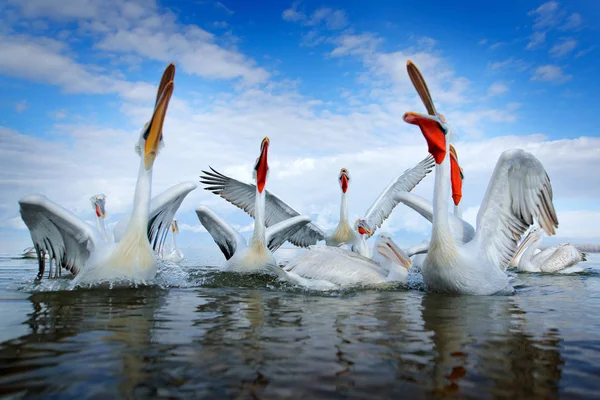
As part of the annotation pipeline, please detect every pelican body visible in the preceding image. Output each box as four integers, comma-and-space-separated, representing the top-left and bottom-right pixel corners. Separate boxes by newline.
403, 60, 558, 295
19, 63, 177, 284
196, 137, 311, 276
513, 228, 586, 274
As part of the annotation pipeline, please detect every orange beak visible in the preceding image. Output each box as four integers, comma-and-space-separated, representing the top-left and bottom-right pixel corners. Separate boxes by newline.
449, 146, 463, 206
404, 111, 447, 164
256, 137, 269, 193
340, 169, 349, 193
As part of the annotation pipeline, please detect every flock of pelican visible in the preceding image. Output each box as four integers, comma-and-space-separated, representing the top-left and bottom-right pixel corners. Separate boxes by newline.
18, 61, 587, 295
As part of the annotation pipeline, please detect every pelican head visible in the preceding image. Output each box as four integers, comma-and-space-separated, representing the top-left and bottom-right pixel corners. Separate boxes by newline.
355, 219, 373, 237
338, 168, 351, 194
253, 136, 270, 193
374, 232, 412, 271
171, 219, 180, 234
90, 194, 107, 218
136, 63, 175, 170
402, 60, 449, 164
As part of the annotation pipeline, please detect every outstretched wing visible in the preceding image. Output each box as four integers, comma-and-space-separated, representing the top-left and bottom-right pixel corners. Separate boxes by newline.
195, 206, 245, 260
19, 194, 99, 278
200, 167, 326, 247
265, 216, 312, 253
362, 154, 435, 236
114, 182, 197, 252
474, 149, 559, 271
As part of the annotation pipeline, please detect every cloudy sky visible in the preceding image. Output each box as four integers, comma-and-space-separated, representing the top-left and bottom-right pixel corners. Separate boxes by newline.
0, 0, 599, 254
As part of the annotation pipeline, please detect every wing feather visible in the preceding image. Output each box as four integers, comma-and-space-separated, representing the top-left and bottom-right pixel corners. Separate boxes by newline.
19, 194, 99, 278
200, 167, 325, 247
195, 206, 244, 260
474, 149, 559, 270
363, 154, 434, 235
265, 216, 311, 253
114, 181, 197, 252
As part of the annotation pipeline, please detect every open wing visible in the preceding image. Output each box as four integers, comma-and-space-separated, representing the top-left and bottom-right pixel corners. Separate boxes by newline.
200, 167, 326, 247
474, 149, 559, 271
19, 194, 99, 278
363, 154, 435, 236
394, 192, 475, 244
195, 206, 245, 260
265, 215, 312, 253
114, 181, 197, 252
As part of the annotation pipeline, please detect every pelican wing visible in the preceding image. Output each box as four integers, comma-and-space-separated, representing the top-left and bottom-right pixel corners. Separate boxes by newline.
114, 182, 197, 252
405, 241, 429, 257
265, 215, 312, 253
394, 192, 475, 244
19, 194, 99, 277
363, 154, 435, 235
474, 149, 559, 270
195, 206, 245, 260
200, 167, 326, 247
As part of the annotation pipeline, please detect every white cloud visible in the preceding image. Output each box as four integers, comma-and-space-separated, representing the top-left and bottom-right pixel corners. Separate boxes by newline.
575, 46, 595, 58
531, 65, 572, 83
549, 38, 576, 57
487, 82, 509, 97
282, 2, 305, 22
561, 12, 582, 31
488, 58, 530, 72
282, 3, 347, 30
526, 31, 546, 50
528, 1, 564, 30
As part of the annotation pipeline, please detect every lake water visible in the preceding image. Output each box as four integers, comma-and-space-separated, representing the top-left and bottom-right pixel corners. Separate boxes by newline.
1, 247, 599, 399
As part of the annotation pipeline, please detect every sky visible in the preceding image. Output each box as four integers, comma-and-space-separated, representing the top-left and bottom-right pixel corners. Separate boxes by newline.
0, 0, 599, 255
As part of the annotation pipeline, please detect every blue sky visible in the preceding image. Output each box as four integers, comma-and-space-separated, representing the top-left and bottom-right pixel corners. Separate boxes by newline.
0, 0, 599, 255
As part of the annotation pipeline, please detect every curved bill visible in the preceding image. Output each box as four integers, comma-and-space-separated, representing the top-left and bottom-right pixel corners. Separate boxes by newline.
407, 60, 437, 116
256, 137, 270, 193
382, 237, 412, 270
156, 63, 176, 106
144, 80, 174, 170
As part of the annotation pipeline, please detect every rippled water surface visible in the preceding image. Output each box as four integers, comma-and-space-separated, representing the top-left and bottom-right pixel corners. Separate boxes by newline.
1, 248, 600, 399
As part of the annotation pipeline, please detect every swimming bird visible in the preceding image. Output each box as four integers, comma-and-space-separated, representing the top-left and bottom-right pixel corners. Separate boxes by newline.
19, 63, 176, 284
403, 60, 558, 295
283, 232, 412, 286
161, 220, 185, 263
512, 227, 586, 273
200, 154, 434, 255
196, 137, 312, 276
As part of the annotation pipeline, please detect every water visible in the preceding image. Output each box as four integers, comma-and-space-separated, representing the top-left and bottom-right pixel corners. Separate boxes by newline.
1, 248, 600, 399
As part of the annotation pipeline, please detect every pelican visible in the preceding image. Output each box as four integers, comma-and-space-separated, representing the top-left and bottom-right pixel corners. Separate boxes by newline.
19, 63, 176, 284
283, 232, 413, 286
196, 137, 312, 276
512, 228, 586, 273
403, 60, 558, 295
200, 154, 434, 256
161, 220, 185, 263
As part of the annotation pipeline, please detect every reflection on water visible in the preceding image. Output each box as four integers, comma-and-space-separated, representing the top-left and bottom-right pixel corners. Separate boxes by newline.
0, 250, 599, 398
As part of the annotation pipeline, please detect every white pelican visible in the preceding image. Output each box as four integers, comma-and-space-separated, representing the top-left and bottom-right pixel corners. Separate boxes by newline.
161, 220, 185, 263
512, 228, 586, 273
196, 137, 312, 275
402, 60, 559, 295
200, 154, 434, 255
19, 63, 176, 284
283, 232, 412, 286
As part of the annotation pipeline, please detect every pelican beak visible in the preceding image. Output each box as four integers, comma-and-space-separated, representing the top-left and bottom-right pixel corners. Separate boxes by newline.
385, 238, 412, 270
171, 220, 179, 234
156, 63, 175, 106
144, 79, 174, 170
95, 199, 106, 219
357, 224, 373, 237
340, 168, 350, 193
404, 111, 447, 164
407, 60, 437, 116
449, 144, 463, 206
256, 137, 270, 193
